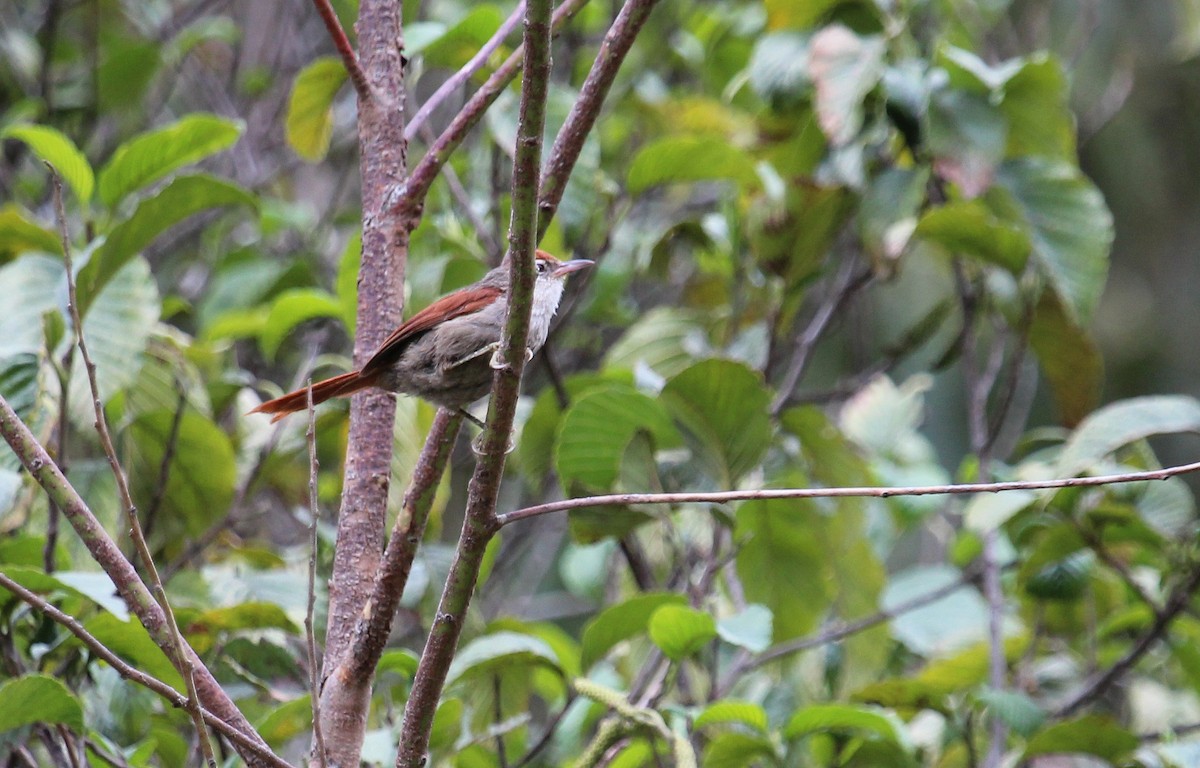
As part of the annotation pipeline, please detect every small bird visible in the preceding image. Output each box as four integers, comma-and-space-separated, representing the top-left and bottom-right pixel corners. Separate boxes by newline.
251, 250, 593, 424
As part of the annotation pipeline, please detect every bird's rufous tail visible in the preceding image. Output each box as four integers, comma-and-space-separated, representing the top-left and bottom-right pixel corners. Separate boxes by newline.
250, 370, 378, 423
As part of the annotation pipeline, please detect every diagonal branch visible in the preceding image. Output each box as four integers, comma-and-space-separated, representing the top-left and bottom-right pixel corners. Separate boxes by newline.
404, 2, 527, 143
497, 460, 1200, 525
536, 0, 662, 239
390, 0, 590, 226
394, 0, 555, 760
0, 572, 294, 768
310, 0, 371, 101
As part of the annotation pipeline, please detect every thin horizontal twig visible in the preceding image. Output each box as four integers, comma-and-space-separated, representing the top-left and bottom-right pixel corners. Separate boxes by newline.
497, 460, 1200, 526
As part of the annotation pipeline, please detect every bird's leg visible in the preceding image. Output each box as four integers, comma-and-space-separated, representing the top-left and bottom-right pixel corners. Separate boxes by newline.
446, 342, 500, 370
456, 408, 486, 429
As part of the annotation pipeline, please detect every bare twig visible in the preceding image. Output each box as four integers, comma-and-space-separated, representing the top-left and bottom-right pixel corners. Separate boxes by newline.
143, 383, 187, 539
310, 0, 371, 101
497, 460, 1200, 525
770, 260, 873, 416
404, 2, 526, 142
0, 572, 294, 768
305, 383, 328, 767
49, 168, 218, 768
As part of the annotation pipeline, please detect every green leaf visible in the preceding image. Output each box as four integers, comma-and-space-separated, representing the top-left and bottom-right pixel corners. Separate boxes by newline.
555, 383, 680, 492
858, 167, 928, 260
917, 636, 1029, 694
66, 256, 162, 426
85, 612, 184, 690
1058, 395, 1200, 475
701, 732, 776, 768
963, 490, 1037, 533
0, 675, 84, 733
286, 57, 348, 162
336, 230, 362, 332
660, 359, 772, 485
764, 0, 839, 30
976, 688, 1045, 737
1023, 715, 1138, 761
129, 410, 236, 537
256, 695, 312, 746
716, 604, 773, 653
695, 700, 770, 733
736, 496, 832, 640
79, 174, 256, 316
1024, 550, 1093, 601
748, 32, 811, 106
377, 649, 420, 679
647, 605, 717, 660
927, 89, 1006, 198
187, 602, 299, 634
784, 704, 911, 751
807, 25, 886, 145
2, 124, 94, 203
604, 307, 707, 380
580, 592, 687, 670
0, 255, 63, 359
882, 565, 989, 655
0, 353, 41, 424
0, 205, 62, 260
98, 114, 244, 208
445, 630, 560, 686
914, 200, 1031, 272
627, 136, 758, 195
999, 55, 1074, 161
994, 158, 1113, 323
422, 5, 504, 68
259, 288, 343, 358
1028, 292, 1103, 427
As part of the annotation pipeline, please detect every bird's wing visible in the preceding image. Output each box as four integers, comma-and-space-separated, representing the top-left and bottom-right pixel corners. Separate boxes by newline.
360, 285, 504, 376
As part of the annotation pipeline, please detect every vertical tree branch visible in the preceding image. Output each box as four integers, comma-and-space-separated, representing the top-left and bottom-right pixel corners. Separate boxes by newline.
315, 0, 408, 764
304, 385, 328, 766
394, 0, 554, 761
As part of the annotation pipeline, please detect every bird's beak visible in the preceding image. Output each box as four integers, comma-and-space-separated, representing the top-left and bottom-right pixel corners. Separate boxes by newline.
552, 258, 594, 277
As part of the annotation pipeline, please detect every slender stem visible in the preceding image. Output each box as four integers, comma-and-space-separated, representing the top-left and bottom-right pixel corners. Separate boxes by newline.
536, 0, 662, 239
404, 2, 526, 143
497, 460, 1200, 525
50, 169, 218, 768
0, 572, 294, 768
394, 0, 554, 760
143, 383, 187, 539
310, 0, 372, 101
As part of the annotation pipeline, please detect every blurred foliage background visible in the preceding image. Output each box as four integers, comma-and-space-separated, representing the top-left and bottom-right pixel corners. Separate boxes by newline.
4, 0, 1200, 766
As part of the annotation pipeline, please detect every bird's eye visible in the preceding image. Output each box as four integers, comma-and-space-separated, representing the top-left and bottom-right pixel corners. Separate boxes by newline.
536, 261, 548, 274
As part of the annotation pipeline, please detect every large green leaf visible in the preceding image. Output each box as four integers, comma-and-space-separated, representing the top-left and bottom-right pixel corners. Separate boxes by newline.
259, 288, 344, 358
627, 136, 758, 194
580, 592, 686, 670
98, 114, 244, 208
660, 359, 772, 485
444, 630, 560, 687
79, 174, 255, 316
927, 89, 1006, 197
84, 612, 184, 690
2, 124, 94, 203
748, 32, 811, 107
555, 383, 680, 492
1028, 292, 1103, 427
1023, 715, 1138, 761
976, 688, 1044, 737
129, 410, 236, 537
421, 5, 504, 69
0, 205, 62, 261
67, 257, 161, 426
882, 565, 989, 655
0, 255, 63, 359
286, 57, 348, 162
994, 158, 1113, 324
647, 605, 717, 660
0, 675, 84, 733
716, 604, 773, 653
858, 167, 928, 260
603, 307, 707, 380
695, 700, 770, 733
701, 732, 776, 768
807, 25, 886, 146
1057, 395, 1200, 475
914, 200, 1030, 272
736, 496, 832, 640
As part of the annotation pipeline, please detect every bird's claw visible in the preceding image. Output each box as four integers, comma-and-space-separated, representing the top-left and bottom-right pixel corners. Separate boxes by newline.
470, 430, 516, 456
488, 346, 534, 370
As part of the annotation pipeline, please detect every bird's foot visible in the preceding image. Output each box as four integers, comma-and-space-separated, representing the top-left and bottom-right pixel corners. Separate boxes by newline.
448, 343, 499, 370
470, 429, 517, 456
489, 345, 534, 370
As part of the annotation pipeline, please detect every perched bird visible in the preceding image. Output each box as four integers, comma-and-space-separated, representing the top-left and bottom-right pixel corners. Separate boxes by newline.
251, 250, 592, 424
